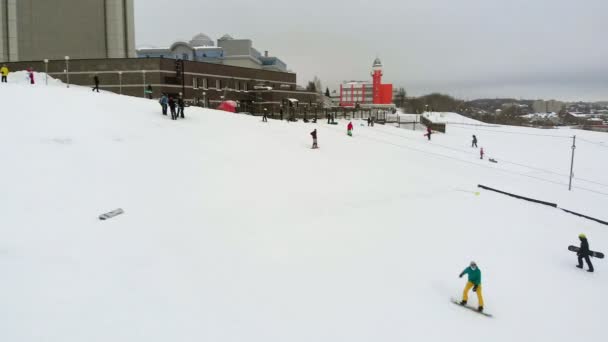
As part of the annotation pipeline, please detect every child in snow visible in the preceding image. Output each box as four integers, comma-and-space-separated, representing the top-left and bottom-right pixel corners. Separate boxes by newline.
472, 135, 478, 148
159, 94, 168, 115
27, 68, 35, 84
347, 121, 354, 136
576, 234, 594, 272
92, 75, 100, 92
311, 129, 318, 149
0, 64, 8, 83
480, 147, 484, 160
425, 126, 432, 141
459, 261, 484, 312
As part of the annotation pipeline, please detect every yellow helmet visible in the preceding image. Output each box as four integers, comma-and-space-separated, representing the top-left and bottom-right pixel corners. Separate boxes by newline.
579, 233, 587, 239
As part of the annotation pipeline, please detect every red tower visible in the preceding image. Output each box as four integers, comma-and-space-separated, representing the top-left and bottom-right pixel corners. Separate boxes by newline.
372, 57, 383, 104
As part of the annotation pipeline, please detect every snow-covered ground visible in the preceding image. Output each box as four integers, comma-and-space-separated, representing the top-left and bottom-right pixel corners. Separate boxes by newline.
1, 81, 608, 342
423, 111, 484, 125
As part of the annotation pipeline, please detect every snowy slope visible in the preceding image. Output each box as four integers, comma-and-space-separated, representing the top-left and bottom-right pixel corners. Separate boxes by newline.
1, 81, 607, 342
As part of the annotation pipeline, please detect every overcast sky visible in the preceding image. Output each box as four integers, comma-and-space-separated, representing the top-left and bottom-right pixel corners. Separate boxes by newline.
135, 0, 608, 101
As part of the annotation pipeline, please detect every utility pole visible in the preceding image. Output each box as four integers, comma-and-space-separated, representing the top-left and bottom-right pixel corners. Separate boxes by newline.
569, 135, 576, 191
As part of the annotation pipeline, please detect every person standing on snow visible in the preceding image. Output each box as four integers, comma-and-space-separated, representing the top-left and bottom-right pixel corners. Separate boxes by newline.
262, 108, 268, 122
459, 261, 485, 312
92, 75, 100, 92
177, 96, 185, 119
472, 135, 478, 148
0, 64, 9, 83
27, 68, 35, 85
480, 147, 485, 160
425, 126, 432, 141
168, 96, 177, 120
347, 121, 354, 136
576, 234, 594, 272
310, 129, 318, 149
159, 94, 168, 115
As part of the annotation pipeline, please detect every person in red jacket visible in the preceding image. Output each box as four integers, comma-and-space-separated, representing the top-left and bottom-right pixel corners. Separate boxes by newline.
347, 121, 354, 136
310, 129, 318, 149
480, 147, 485, 160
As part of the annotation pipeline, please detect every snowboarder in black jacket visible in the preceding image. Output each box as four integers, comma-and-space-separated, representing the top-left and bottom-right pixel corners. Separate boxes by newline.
92, 75, 100, 92
472, 135, 478, 148
576, 234, 594, 272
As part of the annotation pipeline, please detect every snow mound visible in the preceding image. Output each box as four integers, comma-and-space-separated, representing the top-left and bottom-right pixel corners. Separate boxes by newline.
0, 83, 607, 342
423, 111, 484, 125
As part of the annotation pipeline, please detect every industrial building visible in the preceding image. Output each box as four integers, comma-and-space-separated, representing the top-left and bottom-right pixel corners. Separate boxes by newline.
339, 58, 394, 108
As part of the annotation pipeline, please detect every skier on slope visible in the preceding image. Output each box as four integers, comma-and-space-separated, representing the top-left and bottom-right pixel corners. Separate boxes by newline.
472, 135, 478, 148
347, 121, 354, 136
310, 129, 318, 149
459, 261, 484, 312
576, 234, 594, 272
425, 126, 432, 141
480, 147, 485, 160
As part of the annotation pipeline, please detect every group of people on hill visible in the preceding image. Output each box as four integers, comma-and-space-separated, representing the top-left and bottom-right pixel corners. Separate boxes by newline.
159, 94, 186, 120
0, 65, 35, 84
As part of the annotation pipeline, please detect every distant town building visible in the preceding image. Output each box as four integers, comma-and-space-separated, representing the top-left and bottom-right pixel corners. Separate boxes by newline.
0, 0, 136, 62
532, 100, 564, 113
137, 34, 288, 72
339, 58, 394, 107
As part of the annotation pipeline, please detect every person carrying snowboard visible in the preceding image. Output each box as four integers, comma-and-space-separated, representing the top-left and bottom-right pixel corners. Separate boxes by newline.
425, 126, 432, 141
459, 261, 484, 312
347, 121, 354, 136
472, 135, 478, 148
1, 64, 9, 83
311, 129, 318, 149
576, 234, 594, 272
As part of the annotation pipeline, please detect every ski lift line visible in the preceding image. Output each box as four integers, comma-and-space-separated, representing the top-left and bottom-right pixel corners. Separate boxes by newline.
328, 126, 608, 197
370, 124, 608, 188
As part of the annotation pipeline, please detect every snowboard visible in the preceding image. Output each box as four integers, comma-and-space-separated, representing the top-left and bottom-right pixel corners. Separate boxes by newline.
568, 245, 604, 259
451, 298, 493, 317
99, 208, 124, 221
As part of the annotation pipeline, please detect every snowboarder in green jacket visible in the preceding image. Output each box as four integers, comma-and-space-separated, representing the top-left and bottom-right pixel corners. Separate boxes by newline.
459, 261, 484, 312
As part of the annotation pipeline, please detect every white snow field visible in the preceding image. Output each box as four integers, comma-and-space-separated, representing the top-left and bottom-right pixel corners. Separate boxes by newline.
1, 80, 608, 342
423, 111, 484, 125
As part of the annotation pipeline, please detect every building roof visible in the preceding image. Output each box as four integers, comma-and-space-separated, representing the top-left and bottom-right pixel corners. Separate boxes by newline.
190, 33, 215, 47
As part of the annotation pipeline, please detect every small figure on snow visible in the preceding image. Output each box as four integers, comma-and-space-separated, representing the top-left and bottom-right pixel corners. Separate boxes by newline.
168, 96, 177, 120
576, 234, 594, 272
459, 261, 484, 312
145, 84, 153, 99
425, 126, 432, 141
92, 75, 100, 92
347, 121, 354, 136
1, 64, 9, 83
177, 96, 185, 119
262, 108, 268, 122
480, 147, 484, 160
472, 135, 478, 148
310, 129, 318, 149
159, 94, 168, 115
27, 67, 35, 85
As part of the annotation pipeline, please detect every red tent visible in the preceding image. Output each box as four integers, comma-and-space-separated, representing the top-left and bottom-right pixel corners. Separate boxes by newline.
217, 100, 237, 113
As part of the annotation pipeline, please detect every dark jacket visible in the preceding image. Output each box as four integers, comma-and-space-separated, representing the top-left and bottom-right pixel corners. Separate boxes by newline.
168, 98, 176, 108
311, 130, 317, 139
579, 238, 590, 256
94, 76, 99, 85
178, 98, 185, 108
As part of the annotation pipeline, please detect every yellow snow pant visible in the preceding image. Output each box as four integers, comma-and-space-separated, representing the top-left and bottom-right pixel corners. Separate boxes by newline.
462, 281, 484, 307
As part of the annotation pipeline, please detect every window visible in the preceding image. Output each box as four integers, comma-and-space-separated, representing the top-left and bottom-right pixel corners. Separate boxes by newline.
193, 78, 199, 89
243, 82, 247, 91
235, 81, 239, 91
215, 79, 220, 89
202, 78, 208, 89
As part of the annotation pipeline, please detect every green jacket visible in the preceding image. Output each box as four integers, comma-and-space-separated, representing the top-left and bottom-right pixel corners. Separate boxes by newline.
460, 267, 481, 285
